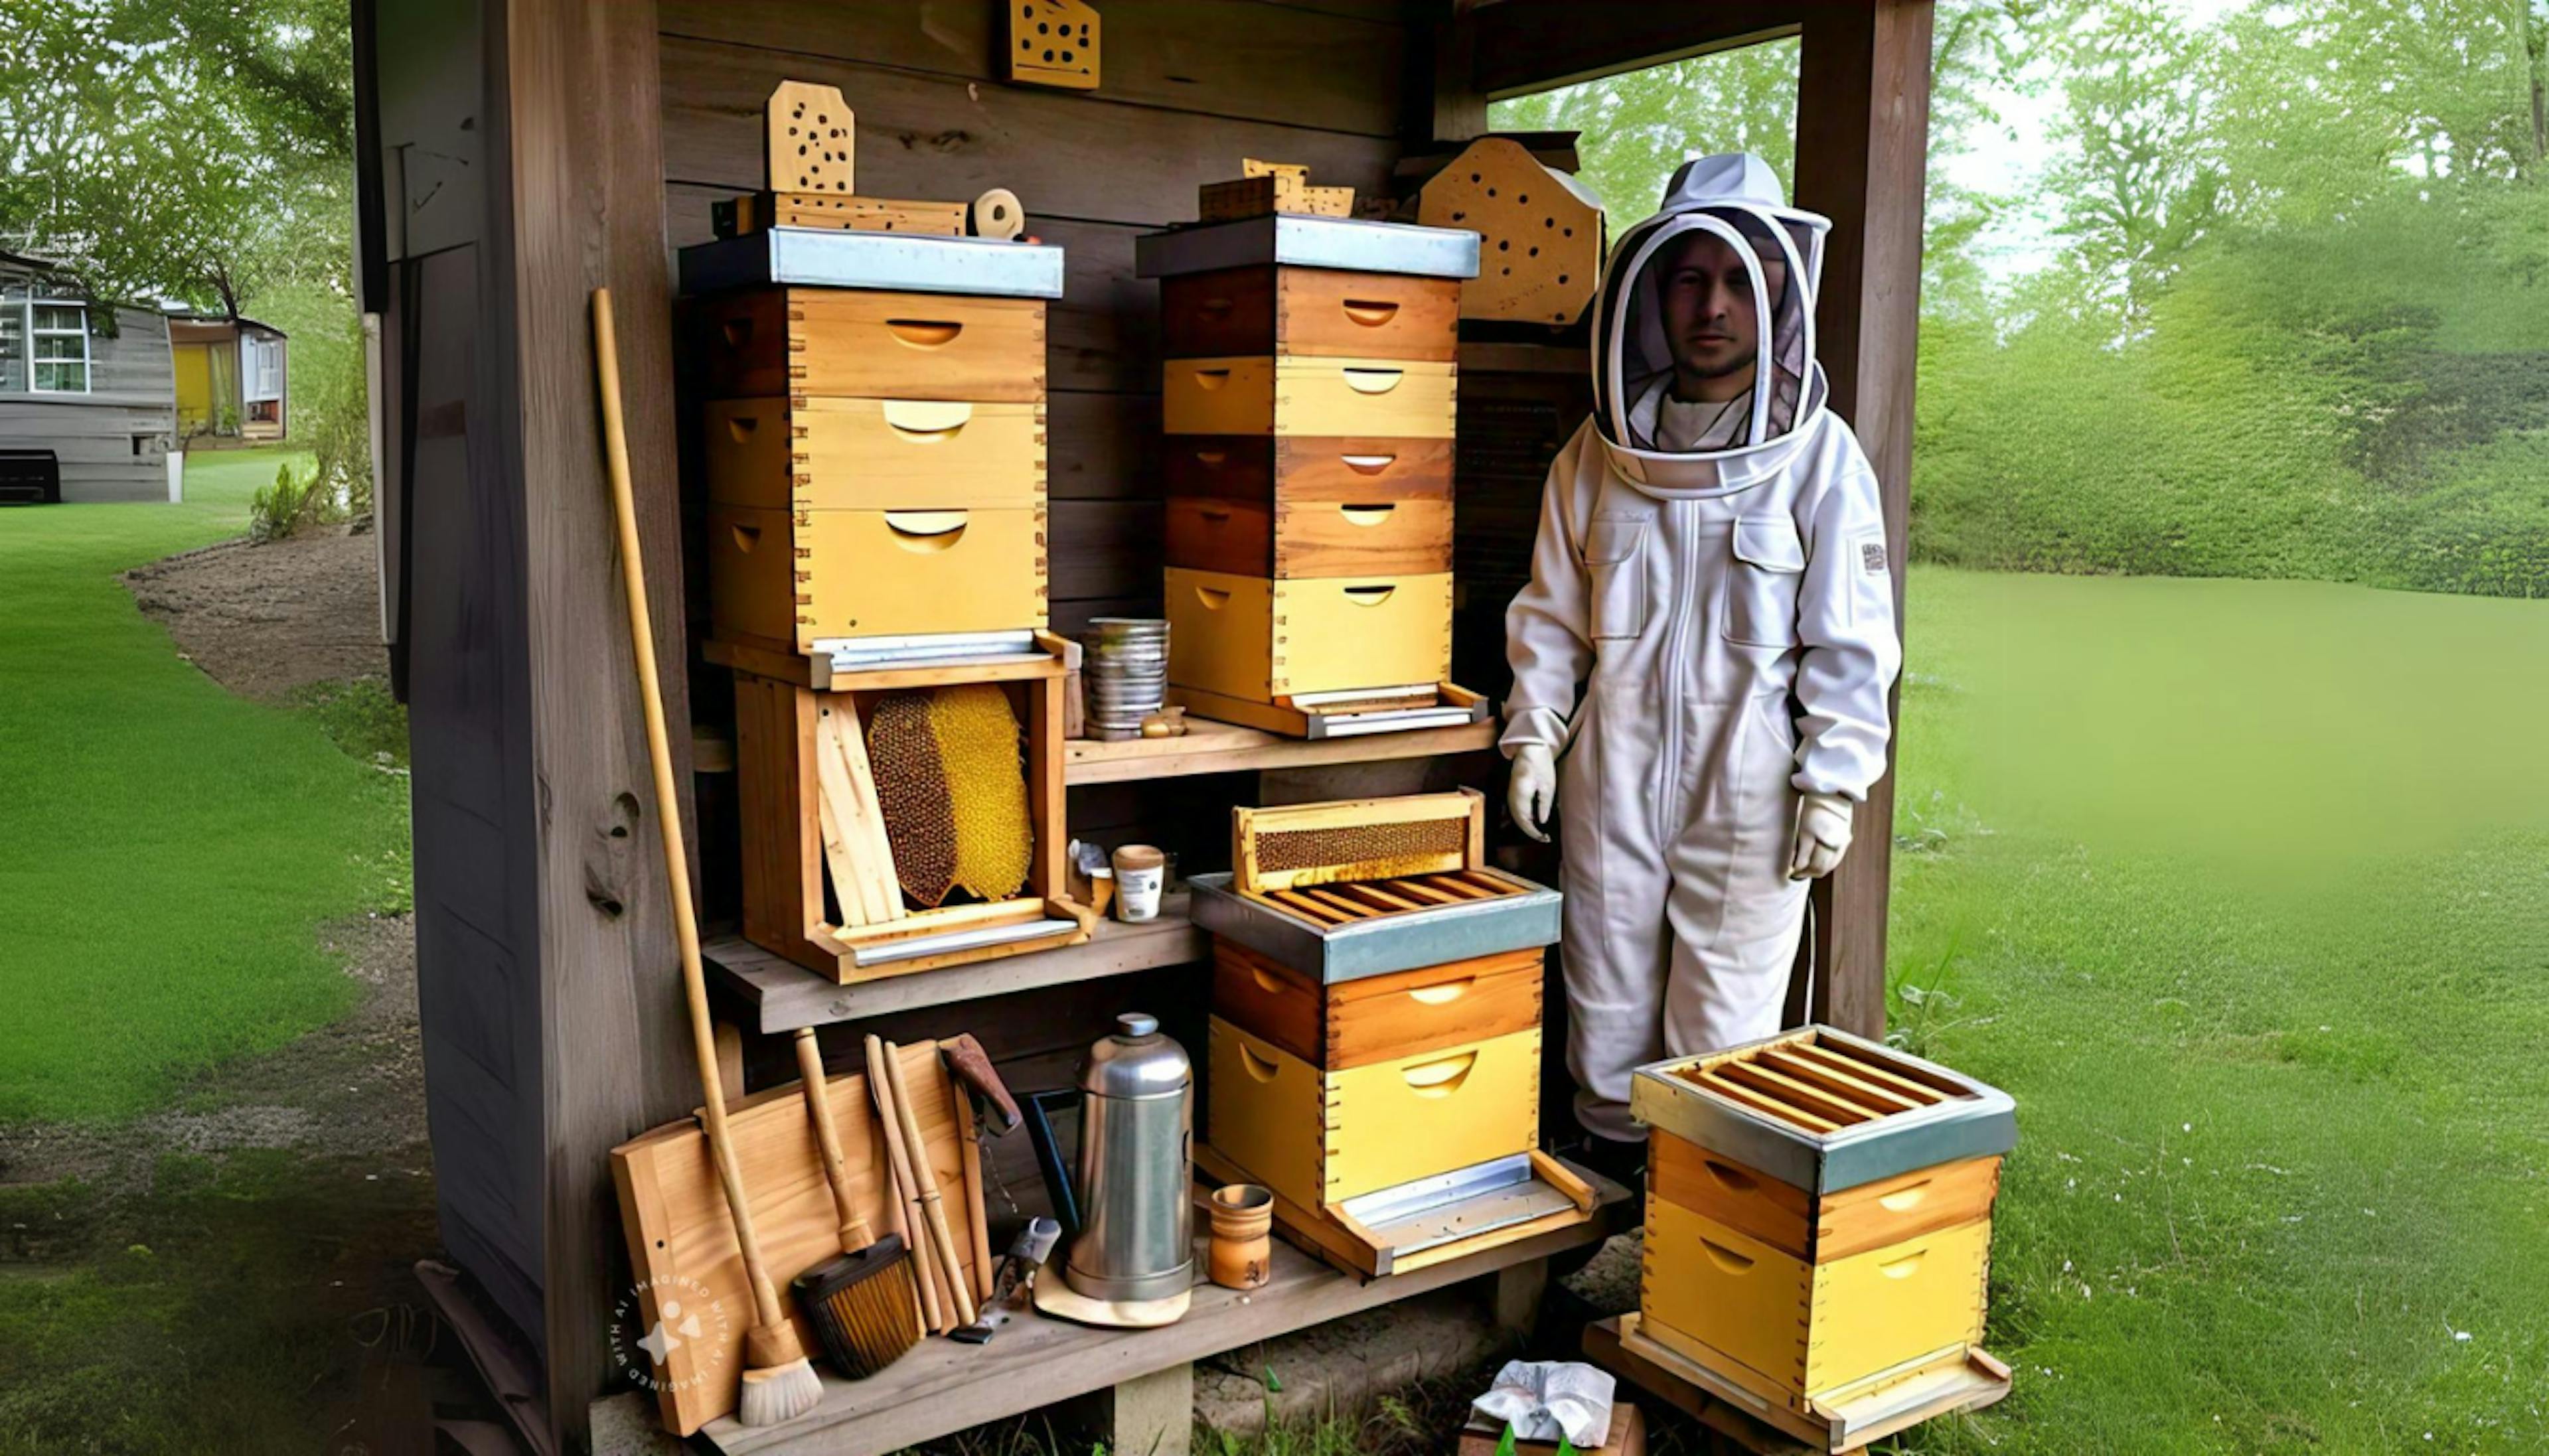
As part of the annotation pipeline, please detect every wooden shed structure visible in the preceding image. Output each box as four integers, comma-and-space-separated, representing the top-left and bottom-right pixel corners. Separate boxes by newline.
167, 311, 290, 442
352, 1, 1928, 1449
0, 250, 178, 504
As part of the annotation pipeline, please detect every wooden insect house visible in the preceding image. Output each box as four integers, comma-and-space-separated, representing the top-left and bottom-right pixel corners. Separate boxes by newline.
1416, 136, 1606, 327
1187, 791, 1594, 1275
1622, 1027, 2017, 1452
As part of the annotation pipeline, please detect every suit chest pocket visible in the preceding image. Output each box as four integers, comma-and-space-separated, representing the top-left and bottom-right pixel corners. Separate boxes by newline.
1724, 515, 1806, 647
1583, 516, 1650, 641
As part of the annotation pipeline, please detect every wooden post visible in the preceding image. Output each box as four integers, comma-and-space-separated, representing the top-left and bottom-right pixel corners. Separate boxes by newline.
1790, 0, 1933, 1039
502, 0, 695, 1441
1491, 1256, 1551, 1337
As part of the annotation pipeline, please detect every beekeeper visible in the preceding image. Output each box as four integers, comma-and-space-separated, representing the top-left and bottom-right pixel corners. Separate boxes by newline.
1502, 154, 1900, 1155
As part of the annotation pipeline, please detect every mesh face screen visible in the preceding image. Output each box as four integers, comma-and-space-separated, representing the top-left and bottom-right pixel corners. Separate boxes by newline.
867, 691, 957, 908
928, 683, 1032, 903
1252, 817, 1465, 875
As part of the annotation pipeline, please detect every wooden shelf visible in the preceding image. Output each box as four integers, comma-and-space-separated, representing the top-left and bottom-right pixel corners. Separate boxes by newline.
701, 1171, 1631, 1456
709, 895, 1209, 1033
1064, 717, 1498, 785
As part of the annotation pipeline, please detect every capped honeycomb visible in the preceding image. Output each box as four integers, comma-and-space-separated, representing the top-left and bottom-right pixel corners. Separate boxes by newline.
1253, 818, 1465, 875
866, 691, 957, 908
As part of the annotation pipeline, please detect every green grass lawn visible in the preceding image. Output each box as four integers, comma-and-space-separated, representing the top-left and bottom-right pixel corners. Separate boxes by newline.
0, 450, 408, 1122
1887, 569, 2549, 1454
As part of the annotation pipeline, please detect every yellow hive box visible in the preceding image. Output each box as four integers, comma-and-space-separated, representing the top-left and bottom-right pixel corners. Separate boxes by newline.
704, 398, 1045, 512
1162, 356, 1456, 438
708, 504, 1047, 650
1205, 1015, 1539, 1214
1631, 1027, 2016, 1427
1163, 566, 1450, 703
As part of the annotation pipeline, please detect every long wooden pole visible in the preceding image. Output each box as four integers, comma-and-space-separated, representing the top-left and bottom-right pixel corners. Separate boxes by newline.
594, 288, 795, 1350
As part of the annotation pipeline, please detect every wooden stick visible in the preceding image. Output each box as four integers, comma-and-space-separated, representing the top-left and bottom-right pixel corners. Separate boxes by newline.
946, 1066, 995, 1303
883, 1040, 979, 1327
595, 289, 802, 1374
793, 1029, 868, 1252
866, 1033, 947, 1333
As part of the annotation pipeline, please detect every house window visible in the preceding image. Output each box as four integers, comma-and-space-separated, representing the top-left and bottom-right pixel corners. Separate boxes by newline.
29, 299, 90, 394
0, 293, 21, 392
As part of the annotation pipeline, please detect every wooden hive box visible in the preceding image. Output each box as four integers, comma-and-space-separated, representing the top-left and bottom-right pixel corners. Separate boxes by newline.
1415, 137, 1606, 326
719, 638, 1095, 983
1629, 1028, 2015, 1438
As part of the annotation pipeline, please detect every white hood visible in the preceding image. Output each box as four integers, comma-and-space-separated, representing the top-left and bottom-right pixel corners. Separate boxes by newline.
1590, 153, 1833, 496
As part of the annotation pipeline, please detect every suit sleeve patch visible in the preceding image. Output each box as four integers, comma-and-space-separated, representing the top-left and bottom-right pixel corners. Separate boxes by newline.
1859, 537, 1889, 575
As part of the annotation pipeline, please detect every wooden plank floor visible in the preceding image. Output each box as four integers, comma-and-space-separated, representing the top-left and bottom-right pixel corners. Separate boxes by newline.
704, 1173, 1630, 1456
710, 896, 1208, 1033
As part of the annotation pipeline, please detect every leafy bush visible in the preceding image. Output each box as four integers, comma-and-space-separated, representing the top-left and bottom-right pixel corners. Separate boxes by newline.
246, 459, 331, 543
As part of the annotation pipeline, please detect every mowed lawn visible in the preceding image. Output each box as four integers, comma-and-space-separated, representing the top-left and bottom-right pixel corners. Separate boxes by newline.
0, 451, 408, 1122
1886, 569, 2549, 1454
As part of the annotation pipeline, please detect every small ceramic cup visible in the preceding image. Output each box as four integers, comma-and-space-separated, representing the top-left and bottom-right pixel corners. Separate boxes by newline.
1112, 844, 1165, 922
1207, 1183, 1274, 1291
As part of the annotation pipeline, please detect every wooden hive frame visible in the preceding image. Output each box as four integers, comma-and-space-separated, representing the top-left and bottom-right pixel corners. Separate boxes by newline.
716, 636, 1095, 983
1231, 788, 1484, 895
1667, 1027, 1977, 1137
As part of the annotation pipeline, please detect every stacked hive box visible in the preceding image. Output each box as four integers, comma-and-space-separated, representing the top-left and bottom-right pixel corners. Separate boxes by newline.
693, 234, 1059, 654
1626, 1028, 2017, 1448
1135, 217, 1481, 733
1186, 792, 1594, 1276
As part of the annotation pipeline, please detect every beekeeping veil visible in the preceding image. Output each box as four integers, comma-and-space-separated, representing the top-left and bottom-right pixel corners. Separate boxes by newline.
1592, 153, 1831, 493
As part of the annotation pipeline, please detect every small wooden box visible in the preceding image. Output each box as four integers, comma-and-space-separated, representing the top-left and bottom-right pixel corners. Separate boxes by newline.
725, 645, 1094, 984
1165, 492, 1452, 579
1162, 356, 1456, 438
1163, 565, 1451, 701
1206, 1015, 1540, 1214
1164, 434, 1454, 506
704, 397, 1045, 512
1632, 1028, 2015, 1423
695, 287, 1046, 402
708, 504, 1046, 652
1211, 938, 1541, 1071
1161, 266, 1459, 362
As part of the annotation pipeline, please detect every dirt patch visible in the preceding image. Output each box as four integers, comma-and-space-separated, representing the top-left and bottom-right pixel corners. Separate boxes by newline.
123, 525, 388, 701
0, 910, 425, 1192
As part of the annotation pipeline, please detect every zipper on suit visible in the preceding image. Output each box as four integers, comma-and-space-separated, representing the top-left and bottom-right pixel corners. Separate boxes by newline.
1654, 499, 1697, 845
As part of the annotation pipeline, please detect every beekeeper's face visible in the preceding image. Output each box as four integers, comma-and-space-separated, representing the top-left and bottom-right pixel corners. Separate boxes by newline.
1658, 230, 1784, 382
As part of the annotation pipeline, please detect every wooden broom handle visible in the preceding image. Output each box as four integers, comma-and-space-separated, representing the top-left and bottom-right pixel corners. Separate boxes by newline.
867, 1034, 947, 1333
793, 1028, 866, 1250
594, 289, 787, 1337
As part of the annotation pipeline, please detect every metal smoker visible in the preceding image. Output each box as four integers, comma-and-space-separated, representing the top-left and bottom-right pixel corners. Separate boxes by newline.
1024, 1013, 1194, 1303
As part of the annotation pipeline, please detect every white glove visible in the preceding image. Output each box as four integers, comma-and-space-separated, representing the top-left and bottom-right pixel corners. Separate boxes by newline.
1508, 744, 1557, 843
1788, 791, 1854, 880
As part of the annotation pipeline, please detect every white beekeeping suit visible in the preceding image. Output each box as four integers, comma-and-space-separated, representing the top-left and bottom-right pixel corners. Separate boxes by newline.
1502, 154, 1900, 1143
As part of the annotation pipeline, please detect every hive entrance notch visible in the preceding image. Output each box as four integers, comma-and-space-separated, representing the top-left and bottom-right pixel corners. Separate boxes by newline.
767, 80, 855, 195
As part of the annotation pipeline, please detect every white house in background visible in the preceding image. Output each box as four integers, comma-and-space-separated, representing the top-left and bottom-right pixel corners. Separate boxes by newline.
0, 249, 178, 504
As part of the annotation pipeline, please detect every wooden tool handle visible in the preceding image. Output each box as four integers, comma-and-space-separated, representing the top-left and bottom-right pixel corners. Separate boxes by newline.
793, 1029, 866, 1250
866, 1034, 945, 1333
883, 1040, 978, 1327
940, 1033, 1022, 1134
595, 289, 787, 1339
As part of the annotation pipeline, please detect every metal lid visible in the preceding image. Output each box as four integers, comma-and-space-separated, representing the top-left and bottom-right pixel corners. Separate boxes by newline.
1080, 1013, 1191, 1099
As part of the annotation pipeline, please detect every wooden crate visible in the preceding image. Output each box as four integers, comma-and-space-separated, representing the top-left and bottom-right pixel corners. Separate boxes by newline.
1628, 1028, 2016, 1429
1162, 356, 1456, 438
694, 287, 1046, 402
726, 644, 1093, 984
1164, 435, 1454, 506
1161, 266, 1459, 362
1165, 492, 1452, 579
1211, 938, 1541, 1070
704, 397, 1046, 512
610, 1039, 985, 1436
1206, 1015, 1540, 1214
1163, 566, 1451, 702
708, 504, 1047, 651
